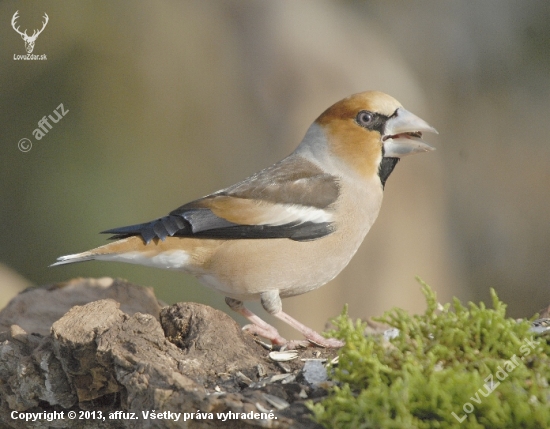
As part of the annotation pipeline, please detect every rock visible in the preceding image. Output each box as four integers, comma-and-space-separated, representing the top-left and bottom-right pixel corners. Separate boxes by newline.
0, 278, 335, 428
160, 302, 267, 380
302, 360, 328, 386
51, 299, 125, 405
0, 277, 162, 335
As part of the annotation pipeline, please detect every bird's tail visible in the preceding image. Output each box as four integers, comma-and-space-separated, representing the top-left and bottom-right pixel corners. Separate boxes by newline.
50, 236, 195, 271
50, 251, 97, 266
50, 236, 146, 267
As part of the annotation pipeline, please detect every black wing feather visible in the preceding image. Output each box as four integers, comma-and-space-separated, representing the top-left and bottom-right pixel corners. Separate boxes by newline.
101, 209, 333, 243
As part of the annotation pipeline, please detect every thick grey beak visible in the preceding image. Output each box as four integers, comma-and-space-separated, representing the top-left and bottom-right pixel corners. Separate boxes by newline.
383, 108, 438, 158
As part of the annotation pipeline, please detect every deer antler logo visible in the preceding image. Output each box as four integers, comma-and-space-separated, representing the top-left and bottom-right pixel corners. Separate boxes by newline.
12, 11, 49, 54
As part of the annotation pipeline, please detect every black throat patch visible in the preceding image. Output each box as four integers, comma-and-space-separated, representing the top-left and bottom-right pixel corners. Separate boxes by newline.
378, 157, 400, 189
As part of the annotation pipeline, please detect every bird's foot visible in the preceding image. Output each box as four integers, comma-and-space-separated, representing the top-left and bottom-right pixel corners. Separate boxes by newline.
242, 323, 288, 346
273, 310, 344, 348
281, 339, 313, 350
227, 297, 344, 349
305, 335, 344, 348
242, 324, 319, 349
242, 323, 342, 349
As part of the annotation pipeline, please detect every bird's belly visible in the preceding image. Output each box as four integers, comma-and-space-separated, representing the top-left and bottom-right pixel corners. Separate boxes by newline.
195, 219, 374, 301
195, 241, 349, 300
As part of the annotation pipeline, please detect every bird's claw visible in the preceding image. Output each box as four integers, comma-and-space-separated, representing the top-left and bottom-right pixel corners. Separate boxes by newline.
242, 323, 343, 349
306, 336, 344, 348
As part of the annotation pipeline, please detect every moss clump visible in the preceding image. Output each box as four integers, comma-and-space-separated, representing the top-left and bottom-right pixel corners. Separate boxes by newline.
310, 279, 550, 429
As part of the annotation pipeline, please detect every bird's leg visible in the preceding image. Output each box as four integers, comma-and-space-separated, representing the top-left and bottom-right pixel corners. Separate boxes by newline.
260, 290, 344, 348
225, 297, 288, 346
271, 310, 344, 348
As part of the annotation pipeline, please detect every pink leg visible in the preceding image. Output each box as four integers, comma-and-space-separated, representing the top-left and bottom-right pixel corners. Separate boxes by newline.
273, 310, 344, 348
227, 299, 288, 345
226, 295, 344, 349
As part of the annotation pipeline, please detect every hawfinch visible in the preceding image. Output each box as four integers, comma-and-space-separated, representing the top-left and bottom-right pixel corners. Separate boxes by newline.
52, 91, 437, 348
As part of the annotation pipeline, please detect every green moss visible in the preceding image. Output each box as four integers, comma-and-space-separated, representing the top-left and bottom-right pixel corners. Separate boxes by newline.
309, 279, 550, 429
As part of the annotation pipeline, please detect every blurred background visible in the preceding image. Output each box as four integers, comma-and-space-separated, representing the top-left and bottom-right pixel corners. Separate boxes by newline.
1, 1, 549, 339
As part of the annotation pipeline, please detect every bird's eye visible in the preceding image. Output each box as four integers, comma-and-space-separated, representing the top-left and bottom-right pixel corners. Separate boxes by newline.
356, 111, 374, 127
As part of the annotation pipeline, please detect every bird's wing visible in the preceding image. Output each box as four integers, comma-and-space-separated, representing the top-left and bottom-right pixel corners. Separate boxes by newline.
102, 156, 340, 243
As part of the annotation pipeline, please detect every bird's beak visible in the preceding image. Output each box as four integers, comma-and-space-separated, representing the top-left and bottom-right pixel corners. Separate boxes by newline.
382, 107, 438, 158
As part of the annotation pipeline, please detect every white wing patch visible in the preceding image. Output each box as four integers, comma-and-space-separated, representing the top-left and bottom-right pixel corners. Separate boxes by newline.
253, 203, 333, 226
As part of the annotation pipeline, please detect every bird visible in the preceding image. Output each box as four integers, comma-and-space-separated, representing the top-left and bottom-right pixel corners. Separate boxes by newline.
52, 91, 437, 349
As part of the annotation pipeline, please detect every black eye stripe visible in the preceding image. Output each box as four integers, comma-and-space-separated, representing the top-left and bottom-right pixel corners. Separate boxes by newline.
355, 110, 388, 134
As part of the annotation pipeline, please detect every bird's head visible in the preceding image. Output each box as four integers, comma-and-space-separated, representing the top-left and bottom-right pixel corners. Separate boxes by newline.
310, 91, 437, 187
